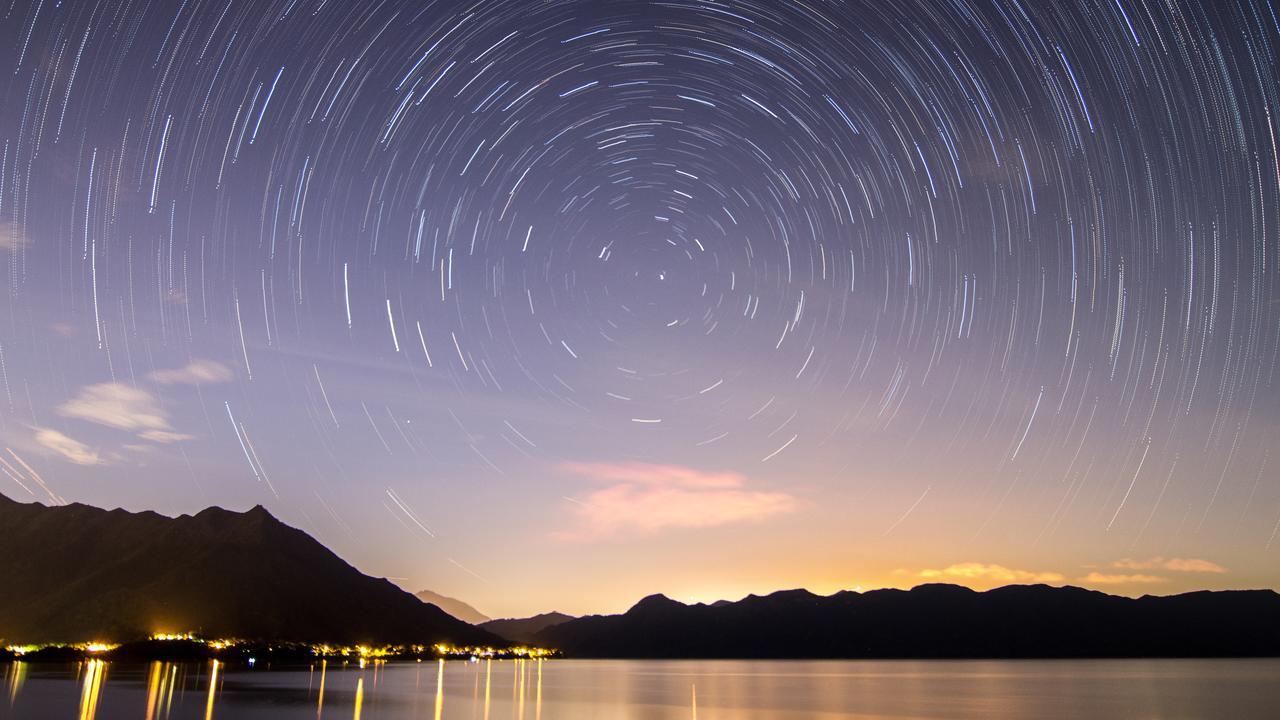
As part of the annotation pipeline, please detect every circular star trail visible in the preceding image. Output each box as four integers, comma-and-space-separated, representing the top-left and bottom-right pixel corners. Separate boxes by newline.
0, 0, 1277, 611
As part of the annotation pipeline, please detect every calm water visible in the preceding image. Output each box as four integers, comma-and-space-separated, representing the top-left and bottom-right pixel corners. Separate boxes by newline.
2, 658, 1278, 719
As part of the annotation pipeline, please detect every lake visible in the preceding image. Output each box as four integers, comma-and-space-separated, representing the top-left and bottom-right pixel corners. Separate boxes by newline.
2, 658, 1278, 719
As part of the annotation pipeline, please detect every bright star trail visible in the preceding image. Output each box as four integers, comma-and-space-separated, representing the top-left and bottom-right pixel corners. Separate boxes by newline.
0, 0, 1276, 616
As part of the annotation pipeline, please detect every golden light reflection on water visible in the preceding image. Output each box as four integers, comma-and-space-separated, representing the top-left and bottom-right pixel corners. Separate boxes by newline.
167, 665, 178, 715
205, 660, 220, 720
515, 659, 524, 720
77, 659, 106, 720
352, 675, 364, 720
514, 661, 524, 717
434, 659, 444, 720
4, 657, 1279, 719
483, 659, 492, 720
142, 661, 186, 720
144, 662, 162, 720
3, 658, 561, 720
5, 662, 26, 707
8, 657, 566, 720
316, 659, 327, 718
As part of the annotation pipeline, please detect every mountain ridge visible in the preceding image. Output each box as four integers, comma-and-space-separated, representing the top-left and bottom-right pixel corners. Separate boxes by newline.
414, 590, 491, 625
0, 494, 499, 646
480, 612, 576, 643
535, 582, 1280, 658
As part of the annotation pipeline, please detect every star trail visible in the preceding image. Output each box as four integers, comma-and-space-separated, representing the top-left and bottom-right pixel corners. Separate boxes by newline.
0, 0, 1277, 616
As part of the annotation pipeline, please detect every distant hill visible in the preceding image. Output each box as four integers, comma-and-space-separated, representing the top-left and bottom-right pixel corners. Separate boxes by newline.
536, 584, 1280, 658
481, 612, 576, 643
415, 590, 490, 625
0, 494, 499, 646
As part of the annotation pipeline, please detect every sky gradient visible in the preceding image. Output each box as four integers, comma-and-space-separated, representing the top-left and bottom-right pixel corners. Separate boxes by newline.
0, 0, 1278, 619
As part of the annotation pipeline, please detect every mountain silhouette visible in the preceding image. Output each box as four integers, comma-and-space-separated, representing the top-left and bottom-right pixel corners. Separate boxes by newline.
480, 612, 576, 643
414, 589, 490, 625
0, 494, 498, 646
536, 584, 1280, 658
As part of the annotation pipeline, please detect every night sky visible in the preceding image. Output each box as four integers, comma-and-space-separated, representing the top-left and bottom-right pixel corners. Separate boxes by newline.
0, 0, 1277, 618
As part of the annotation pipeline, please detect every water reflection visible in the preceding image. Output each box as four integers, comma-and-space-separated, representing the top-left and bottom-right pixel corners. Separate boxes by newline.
483, 658, 491, 720
3, 662, 24, 708
1, 658, 1277, 719
433, 659, 443, 720
77, 659, 105, 720
205, 660, 220, 720
141, 661, 195, 720
316, 659, 326, 717
352, 676, 364, 720
509, 661, 519, 712
143, 662, 162, 720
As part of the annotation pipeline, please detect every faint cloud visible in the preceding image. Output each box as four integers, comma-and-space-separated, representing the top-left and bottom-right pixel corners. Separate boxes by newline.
148, 359, 233, 385
1081, 571, 1167, 585
557, 462, 796, 539
907, 562, 1066, 586
138, 430, 194, 444
1163, 558, 1228, 573
59, 383, 170, 432
563, 462, 746, 488
1112, 557, 1227, 574
0, 222, 27, 252
57, 382, 190, 445
33, 427, 102, 466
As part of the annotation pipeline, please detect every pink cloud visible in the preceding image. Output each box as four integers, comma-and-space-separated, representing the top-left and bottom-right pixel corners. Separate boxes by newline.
1081, 572, 1167, 585
1112, 557, 1227, 573
56, 382, 192, 445
148, 359, 233, 385
1163, 558, 1228, 573
33, 427, 102, 466
908, 563, 1065, 586
557, 462, 796, 539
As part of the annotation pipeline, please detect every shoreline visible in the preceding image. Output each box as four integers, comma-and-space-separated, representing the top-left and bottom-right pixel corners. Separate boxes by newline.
1, 637, 555, 664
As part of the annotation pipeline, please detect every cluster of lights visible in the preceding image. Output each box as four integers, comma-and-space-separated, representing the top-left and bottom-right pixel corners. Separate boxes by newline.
432, 644, 554, 659
150, 633, 240, 649
308, 642, 553, 659
4, 641, 119, 656
5, 634, 554, 660
309, 644, 395, 658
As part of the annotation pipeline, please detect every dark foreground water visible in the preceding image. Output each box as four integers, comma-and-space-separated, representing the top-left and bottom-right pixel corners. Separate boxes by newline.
2, 658, 1278, 719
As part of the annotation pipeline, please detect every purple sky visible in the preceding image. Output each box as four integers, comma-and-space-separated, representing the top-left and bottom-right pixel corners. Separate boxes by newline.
0, 0, 1277, 618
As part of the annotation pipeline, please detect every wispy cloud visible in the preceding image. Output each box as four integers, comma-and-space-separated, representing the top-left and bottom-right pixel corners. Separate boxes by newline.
33, 427, 102, 466
906, 562, 1065, 586
557, 462, 796, 539
148, 359, 233, 385
57, 382, 190, 444
1081, 571, 1167, 585
59, 383, 170, 432
1111, 557, 1227, 573
138, 429, 194, 443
